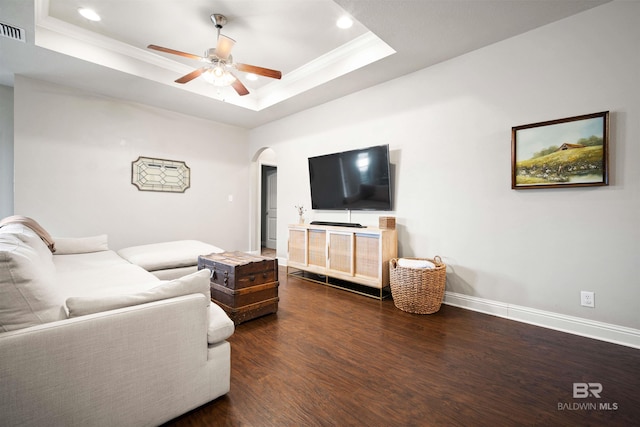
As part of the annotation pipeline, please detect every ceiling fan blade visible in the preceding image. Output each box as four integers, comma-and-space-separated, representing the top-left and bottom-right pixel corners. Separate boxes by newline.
236, 63, 282, 80
175, 67, 206, 84
148, 44, 204, 61
229, 73, 249, 96
215, 35, 235, 60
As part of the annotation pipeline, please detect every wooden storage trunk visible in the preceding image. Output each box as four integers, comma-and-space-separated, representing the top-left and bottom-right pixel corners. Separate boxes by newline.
198, 251, 279, 324
198, 251, 278, 290
210, 281, 278, 308
215, 298, 279, 326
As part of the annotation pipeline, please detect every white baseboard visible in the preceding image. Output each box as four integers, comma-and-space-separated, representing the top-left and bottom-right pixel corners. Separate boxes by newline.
444, 291, 640, 350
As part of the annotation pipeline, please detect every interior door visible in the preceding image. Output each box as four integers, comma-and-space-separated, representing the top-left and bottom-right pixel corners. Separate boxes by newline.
265, 167, 277, 249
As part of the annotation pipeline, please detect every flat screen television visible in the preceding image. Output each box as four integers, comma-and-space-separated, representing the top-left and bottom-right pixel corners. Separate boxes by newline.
308, 144, 392, 211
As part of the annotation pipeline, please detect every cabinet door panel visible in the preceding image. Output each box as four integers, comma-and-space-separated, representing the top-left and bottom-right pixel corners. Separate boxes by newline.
354, 234, 380, 279
288, 229, 307, 265
328, 232, 353, 274
308, 230, 326, 268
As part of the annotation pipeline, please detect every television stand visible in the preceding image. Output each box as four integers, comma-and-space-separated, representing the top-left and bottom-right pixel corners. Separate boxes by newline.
287, 223, 398, 300
309, 221, 365, 228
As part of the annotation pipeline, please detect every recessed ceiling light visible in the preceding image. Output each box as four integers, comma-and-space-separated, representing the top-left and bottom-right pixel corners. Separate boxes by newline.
246, 73, 258, 81
78, 8, 101, 22
336, 16, 353, 29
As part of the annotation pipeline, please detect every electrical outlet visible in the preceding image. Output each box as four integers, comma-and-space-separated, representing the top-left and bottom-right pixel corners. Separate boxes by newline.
581, 291, 595, 308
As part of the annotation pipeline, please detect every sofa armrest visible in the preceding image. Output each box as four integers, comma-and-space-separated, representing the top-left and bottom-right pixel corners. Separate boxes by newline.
208, 302, 235, 343
0, 294, 229, 426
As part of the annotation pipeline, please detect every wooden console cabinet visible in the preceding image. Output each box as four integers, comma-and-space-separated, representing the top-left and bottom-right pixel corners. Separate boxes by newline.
287, 224, 397, 299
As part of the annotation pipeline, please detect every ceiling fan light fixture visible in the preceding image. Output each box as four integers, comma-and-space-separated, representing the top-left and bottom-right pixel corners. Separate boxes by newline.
212, 65, 225, 78
203, 68, 237, 87
215, 35, 236, 60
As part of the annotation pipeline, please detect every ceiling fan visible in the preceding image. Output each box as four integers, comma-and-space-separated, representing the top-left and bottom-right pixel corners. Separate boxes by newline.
148, 13, 282, 96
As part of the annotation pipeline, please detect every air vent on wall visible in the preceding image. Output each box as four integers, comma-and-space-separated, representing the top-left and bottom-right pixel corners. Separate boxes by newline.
0, 22, 26, 42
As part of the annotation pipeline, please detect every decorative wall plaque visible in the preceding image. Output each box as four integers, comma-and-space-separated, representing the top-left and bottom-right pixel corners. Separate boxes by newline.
131, 156, 190, 193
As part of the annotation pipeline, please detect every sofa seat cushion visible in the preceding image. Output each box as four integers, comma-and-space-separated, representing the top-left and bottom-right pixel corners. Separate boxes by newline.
0, 225, 67, 332
117, 240, 224, 272
65, 269, 212, 317
151, 265, 199, 280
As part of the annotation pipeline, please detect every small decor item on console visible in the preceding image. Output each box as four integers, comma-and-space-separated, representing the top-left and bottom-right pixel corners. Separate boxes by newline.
295, 205, 306, 224
379, 216, 396, 230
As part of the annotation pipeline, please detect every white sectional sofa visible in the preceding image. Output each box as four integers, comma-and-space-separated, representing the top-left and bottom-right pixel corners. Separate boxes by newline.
0, 221, 234, 426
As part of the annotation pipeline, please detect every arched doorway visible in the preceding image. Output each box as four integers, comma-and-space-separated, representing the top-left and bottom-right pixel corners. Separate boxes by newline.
252, 148, 277, 257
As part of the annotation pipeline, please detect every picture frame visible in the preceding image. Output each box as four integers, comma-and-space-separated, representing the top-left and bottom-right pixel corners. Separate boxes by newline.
511, 111, 609, 189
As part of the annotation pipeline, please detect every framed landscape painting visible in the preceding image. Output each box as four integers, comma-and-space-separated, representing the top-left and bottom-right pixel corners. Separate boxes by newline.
511, 111, 609, 189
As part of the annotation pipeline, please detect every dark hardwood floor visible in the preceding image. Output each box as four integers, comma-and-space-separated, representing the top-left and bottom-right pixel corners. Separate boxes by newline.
260, 247, 276, 258
165, 267, 640, 426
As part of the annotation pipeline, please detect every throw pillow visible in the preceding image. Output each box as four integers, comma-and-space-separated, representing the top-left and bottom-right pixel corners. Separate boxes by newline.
66, 269, 211, 317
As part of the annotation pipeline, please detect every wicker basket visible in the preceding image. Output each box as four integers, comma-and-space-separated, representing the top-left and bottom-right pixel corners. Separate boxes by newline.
389, 256, 446, 314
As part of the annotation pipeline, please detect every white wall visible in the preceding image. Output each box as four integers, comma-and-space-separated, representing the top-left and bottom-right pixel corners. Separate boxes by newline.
250, 1, 640, 332
13, 77, 250, 251
0, 85, 14, 218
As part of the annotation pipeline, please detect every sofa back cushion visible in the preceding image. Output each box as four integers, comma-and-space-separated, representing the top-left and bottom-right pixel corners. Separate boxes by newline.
53, 235, 109, 255
0, 224, 67, 332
